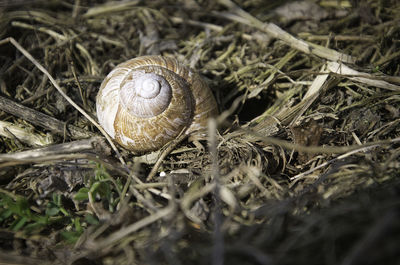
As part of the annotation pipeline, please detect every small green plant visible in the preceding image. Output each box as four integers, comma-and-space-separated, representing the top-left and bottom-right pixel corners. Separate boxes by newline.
0, 164, 119, 243
74, 164, 122, 212
46, 193, 70, 217
0, 192, 48, 232
0, 190, 98, 242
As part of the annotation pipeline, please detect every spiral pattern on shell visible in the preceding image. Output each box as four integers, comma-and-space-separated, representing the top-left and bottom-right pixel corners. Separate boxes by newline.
96, 55, 218, 153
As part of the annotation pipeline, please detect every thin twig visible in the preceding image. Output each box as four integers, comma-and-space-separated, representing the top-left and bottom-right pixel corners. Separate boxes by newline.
0, 136, 107, 162
327, 62, 400, 91
0, 120, 53, 147
0, 95, 93, 139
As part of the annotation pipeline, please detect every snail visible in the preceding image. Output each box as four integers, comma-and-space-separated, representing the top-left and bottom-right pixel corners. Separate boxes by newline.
96, 55, 218, 153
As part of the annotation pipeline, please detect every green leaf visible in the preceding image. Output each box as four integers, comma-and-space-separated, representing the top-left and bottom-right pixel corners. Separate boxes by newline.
0, 209, 13, 221
85, 214, 99, 225
46, 206, 60, 216
74, 187, 90, 201
60, 230, 82, 244
12, 216, 28, 231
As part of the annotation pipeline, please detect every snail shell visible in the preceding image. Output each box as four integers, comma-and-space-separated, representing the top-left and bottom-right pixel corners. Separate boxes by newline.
96, 55, 218, 153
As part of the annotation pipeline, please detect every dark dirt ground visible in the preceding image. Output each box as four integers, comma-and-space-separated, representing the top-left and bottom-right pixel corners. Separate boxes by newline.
0, 0, 399, 264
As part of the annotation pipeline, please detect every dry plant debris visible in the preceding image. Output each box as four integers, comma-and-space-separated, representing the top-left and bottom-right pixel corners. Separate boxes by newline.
0, 0, 399, 264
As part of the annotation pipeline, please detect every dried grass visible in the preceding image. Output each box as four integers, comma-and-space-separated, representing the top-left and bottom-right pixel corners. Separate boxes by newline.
0, 0, 399, 264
